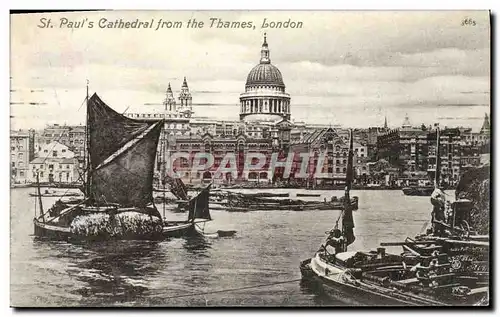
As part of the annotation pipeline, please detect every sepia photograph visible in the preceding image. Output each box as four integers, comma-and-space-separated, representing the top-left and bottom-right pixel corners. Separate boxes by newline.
9, 10, 491, 307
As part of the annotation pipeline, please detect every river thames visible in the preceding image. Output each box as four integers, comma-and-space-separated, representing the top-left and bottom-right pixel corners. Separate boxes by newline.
10, 187, 450, 307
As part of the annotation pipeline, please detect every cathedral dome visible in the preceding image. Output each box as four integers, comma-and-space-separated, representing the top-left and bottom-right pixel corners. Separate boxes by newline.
246, 63, 285, 88
239, 34, 291, 123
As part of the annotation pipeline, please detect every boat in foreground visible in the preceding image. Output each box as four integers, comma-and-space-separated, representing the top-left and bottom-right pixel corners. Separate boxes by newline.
34, 183, 214, 241
33, 92, 212, 241
299, 128, 489, 306
300, 230, 489, 306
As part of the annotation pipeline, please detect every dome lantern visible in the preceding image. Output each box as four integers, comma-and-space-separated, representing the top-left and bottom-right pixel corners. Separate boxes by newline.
260, 33, 270, 64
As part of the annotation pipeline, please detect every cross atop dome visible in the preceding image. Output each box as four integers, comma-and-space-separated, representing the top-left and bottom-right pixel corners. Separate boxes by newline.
260, 33, 270, 64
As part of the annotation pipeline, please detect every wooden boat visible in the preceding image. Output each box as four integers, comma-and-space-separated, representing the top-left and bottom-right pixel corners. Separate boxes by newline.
33, 91, 210, 241
402, 186, 434, 196
211, 191, 289, 200
300, 222, 489, 306
300, 128, 489, 306
300, 240, 488, 306
210, 205, 249, 213
302, 191, 325, 197
29, 189, 81, 198
221, 193, 358, 212
192, 221, 237, 238
241, 192, 289, 198
26, 182, 83, 189
51, 182, 82, 189
224, 202, 357, 212
33, 210, 209, 241
11, 183, 31, 188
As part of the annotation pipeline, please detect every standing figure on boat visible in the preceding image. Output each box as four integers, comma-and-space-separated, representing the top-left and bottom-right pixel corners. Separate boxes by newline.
430, 184, 447, 236
325, 228, 344, 254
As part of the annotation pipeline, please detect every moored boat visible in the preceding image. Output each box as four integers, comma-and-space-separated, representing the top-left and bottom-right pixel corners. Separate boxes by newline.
297, 193, 321, 197
300, 241, 488, 306
240, 192, 290, 198
29, 190, 81, 198
33, 90, 210, 241
300, 128, 490, 306
402, 186, 434, 196
220, 193, 358, 212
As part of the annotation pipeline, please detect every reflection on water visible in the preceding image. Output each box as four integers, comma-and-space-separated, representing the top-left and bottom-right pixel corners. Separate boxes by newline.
71, 242, 163, 305
299, 279, 341, 306
183, 234, 212, 255
11, 188, 442, 307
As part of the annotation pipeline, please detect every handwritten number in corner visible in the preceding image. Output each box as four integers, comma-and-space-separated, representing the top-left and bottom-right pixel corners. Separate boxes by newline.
461, 18, 477, 27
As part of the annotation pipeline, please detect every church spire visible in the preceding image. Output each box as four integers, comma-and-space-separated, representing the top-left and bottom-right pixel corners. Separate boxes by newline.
260, 33, 270, 64
179, 76, 192, 113
166, 83, 174, 99
384, 115, 388, 129
480, 112, 490, 135
180, 77, 190, 95
164, 83, 176, 112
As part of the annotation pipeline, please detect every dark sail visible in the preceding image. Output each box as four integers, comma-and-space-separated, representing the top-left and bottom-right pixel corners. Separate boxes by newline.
90, 119, 163, 208
188, 184, 211, 221
88, 93, 151, 168
165, 175, 189, 200
343, 129, 355, 247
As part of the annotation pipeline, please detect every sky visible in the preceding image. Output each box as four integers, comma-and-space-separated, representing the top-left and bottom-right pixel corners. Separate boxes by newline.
10, 10, 490, 130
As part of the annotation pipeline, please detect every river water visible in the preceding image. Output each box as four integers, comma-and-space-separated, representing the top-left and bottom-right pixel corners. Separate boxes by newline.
10, 187, 450, 307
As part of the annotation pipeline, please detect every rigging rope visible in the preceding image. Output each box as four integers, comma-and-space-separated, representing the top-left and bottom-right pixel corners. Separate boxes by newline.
47, 164, 90, 203
35, 129, 82, 208
153, 278, 303, 300
32, 72, 88, 212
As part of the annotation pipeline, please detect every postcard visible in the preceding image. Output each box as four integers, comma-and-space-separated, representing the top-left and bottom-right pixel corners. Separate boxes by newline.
10, 10, 490, 307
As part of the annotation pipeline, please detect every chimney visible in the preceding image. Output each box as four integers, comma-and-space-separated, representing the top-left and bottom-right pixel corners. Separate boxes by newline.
377, 247, 386, 258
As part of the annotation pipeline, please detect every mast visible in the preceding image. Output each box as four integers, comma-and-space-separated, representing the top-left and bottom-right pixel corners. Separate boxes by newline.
434, 126, 441, 188
162, 128, 166, 219
36, 171, 45, 222
341, 129, 355, 252
85, 80, 91, 200
344, 129, 354, 202
192, 197, 197, 223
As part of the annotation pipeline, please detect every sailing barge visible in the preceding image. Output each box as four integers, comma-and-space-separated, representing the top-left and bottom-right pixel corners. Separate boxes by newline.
402, 186, 435, 197
33, 93, 211, 241
299, 129, 489, 306
211, 192, 358, 212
